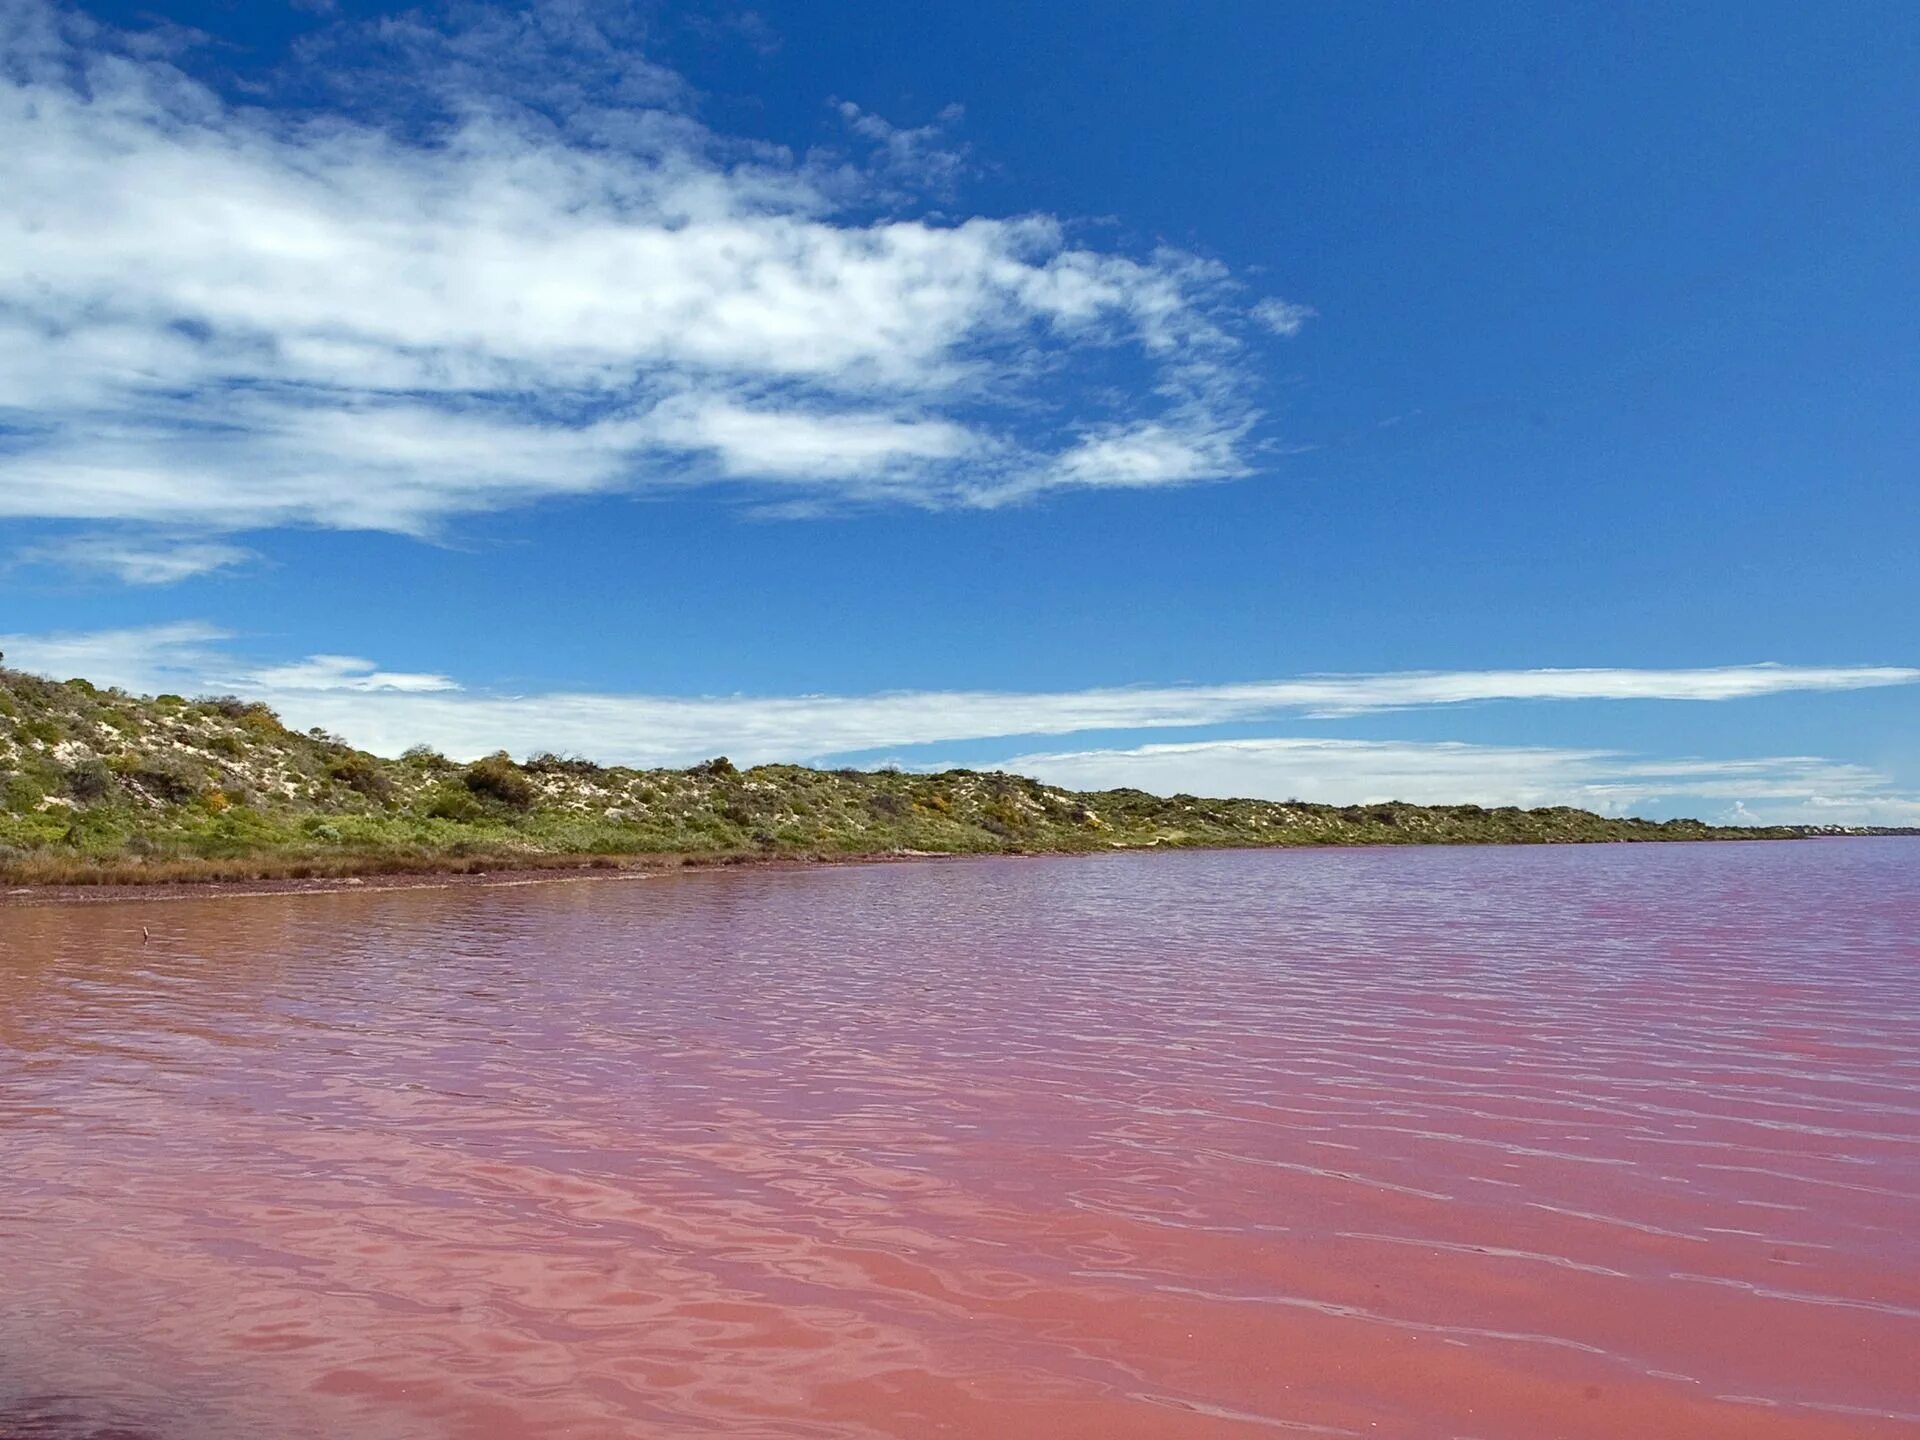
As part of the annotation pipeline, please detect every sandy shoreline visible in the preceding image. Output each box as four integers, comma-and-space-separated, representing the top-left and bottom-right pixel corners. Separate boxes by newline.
0, 848, 981, 908
4, 832, 1874, 909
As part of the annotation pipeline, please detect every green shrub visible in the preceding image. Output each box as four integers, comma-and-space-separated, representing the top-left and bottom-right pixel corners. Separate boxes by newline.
981, 797, 1029, 834
527, 752, 604, 777
113, 754, 204, 804
422, 783, 485, 821
463, 752, 536, 809
61, 807, 129, 856
197, 696, 288, 739
237, 705, 288, 739
3, 775, 45, 813
327, 751, 393, 800
64, 758, 116, 803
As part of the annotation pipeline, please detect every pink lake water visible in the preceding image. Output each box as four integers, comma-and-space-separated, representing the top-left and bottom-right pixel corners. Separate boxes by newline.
2, 841, 1918, 1439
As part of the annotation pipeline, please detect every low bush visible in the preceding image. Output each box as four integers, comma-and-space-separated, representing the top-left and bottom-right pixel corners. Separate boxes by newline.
4, 775, 45, 813
63, 758, 115, 802
236, 705, 288, 739
327, 751, 393, 800
526, 752, 604, 777
115, 754, 205, 804
463, 752, 537, 809
981, 797, 1029, 834
422, 784, 486, 822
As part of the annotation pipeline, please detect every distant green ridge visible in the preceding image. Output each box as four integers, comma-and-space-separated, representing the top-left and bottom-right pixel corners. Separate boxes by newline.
0, 664, 1798, 886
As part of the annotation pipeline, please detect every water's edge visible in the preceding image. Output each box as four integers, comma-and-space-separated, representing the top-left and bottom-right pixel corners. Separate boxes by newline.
4, 831, 1862, 909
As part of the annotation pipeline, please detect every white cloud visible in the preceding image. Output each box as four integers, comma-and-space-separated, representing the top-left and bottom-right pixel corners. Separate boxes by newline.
988, 736, 1914, 823
1723, 794, 1920, 828
3, 623, 1913, 821
1246, 663, 1920, 715
0, 621, 233, 695
1251, 297, 1315, 338
1044, 417, 1252, 492
242, 656, 461, 695
647, 395, 982, 483
3, 625, 1913, 778
0, 1, 1297, 560
15, 533, 256, 584
831, 100, 970, 198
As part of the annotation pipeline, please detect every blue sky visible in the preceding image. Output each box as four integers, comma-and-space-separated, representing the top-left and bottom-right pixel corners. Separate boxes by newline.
2, 0, 1916, 822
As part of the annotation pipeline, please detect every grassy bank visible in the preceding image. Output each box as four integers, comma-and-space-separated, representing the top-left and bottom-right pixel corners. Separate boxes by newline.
0, 665, 1797, 887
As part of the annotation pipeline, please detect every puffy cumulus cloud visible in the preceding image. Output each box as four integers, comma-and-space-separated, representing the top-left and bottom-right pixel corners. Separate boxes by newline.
0, 0, 1305, 578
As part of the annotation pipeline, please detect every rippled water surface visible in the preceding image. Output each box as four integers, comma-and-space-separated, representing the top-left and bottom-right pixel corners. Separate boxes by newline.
3, 842, 1918, 1439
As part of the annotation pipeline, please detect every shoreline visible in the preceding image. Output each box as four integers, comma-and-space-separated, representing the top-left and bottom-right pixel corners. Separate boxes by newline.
0, 847, 983, 908
2, 831, 1866, 908
3, 672, 1836, 892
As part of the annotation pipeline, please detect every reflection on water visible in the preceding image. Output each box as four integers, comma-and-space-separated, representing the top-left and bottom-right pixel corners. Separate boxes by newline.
2, 842, 1917, 1439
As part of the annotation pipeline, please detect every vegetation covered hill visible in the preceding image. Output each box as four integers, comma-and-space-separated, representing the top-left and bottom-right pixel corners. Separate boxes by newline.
0, 664, 1797, 885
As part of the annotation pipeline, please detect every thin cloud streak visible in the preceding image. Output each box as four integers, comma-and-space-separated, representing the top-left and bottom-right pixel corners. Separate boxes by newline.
987, 736, 1919, 824
12, 533, 259, 584
0, 624, 1912, 768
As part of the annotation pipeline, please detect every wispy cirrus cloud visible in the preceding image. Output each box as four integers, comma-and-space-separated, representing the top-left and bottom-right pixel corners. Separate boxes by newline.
989, 737, 1920, 825
3, 623, 1912, 822
12, 533, 258, 584
2, 624, 1912, 775
830, 99, 972, 200
243, 656, 462, 695
1251, 298, 1316, 338
3, 622, 1911, 824
0, 0, 1310, 580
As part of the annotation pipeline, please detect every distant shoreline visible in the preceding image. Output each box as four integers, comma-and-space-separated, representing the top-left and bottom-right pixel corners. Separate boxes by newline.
1, 847, 985, 907
8, 667, 1901, 904
20, 832, 1913, 909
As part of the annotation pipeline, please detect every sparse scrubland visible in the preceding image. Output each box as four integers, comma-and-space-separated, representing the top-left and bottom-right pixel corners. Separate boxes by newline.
0, 664, 1801, 887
